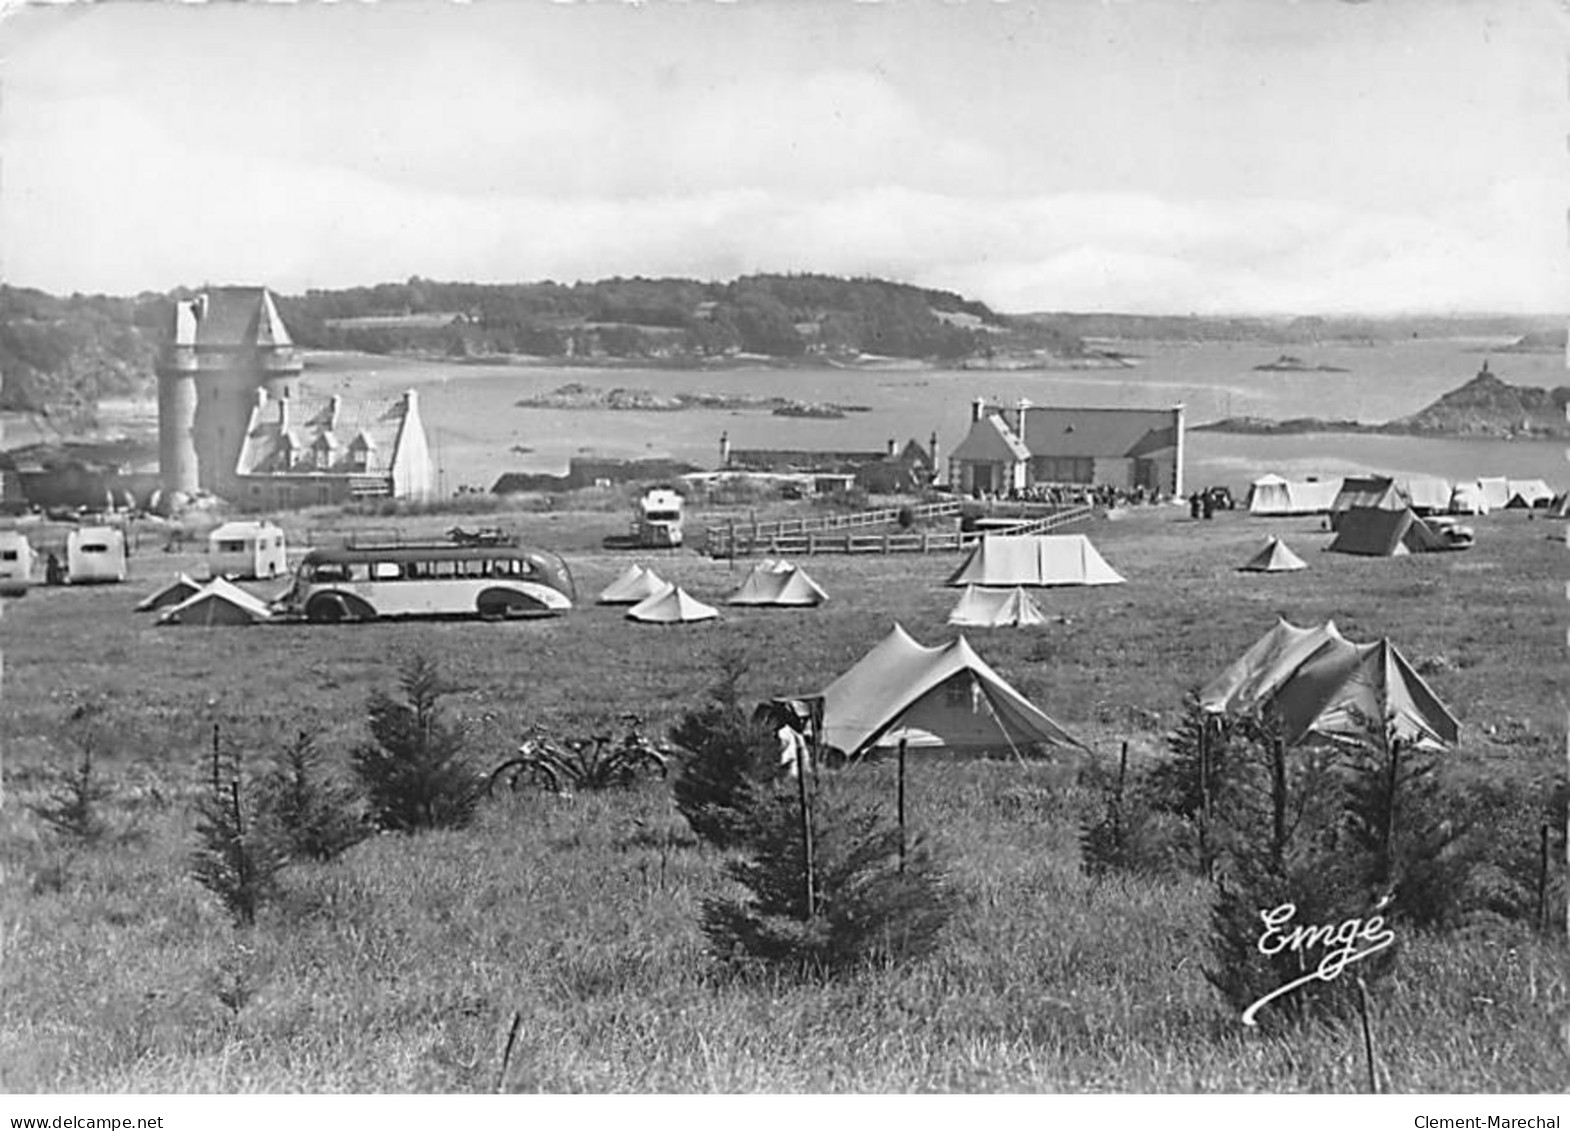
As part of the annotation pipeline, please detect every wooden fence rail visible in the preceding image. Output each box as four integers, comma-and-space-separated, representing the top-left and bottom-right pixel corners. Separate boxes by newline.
702, 503, 1094, 558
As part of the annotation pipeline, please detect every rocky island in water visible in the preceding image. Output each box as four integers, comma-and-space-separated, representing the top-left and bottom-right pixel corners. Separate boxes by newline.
1199, 361, 1570, 440
515, 382, 871, 419
1252, 354, 1350, 373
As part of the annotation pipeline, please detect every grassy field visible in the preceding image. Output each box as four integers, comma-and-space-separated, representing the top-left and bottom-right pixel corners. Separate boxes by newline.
1, 499, 1565, 1092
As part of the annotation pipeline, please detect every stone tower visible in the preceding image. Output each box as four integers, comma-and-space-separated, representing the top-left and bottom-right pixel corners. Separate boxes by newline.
156, 287, 303, 497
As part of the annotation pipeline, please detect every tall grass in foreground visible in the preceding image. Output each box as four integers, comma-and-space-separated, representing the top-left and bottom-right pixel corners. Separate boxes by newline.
2, 760, 1563, 1092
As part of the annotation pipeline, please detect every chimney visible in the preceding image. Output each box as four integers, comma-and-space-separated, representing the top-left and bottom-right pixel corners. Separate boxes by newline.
719, 431, 731, 467
971, 397, 986, 423
328, 394, 342, 432
1015, 399, 1029, 447
277, 395, 289, 433
929, 430, 940, 468
886, 438, 897, 459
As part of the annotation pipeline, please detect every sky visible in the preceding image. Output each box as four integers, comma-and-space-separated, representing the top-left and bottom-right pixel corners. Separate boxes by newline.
0, 0, 1565, 315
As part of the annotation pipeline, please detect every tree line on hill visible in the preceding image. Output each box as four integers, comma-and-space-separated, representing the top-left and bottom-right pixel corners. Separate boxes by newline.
0, 275, 1087, 427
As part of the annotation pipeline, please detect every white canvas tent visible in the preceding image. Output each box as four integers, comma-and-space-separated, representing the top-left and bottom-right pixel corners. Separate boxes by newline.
808, 624, 1082, 760
947, 585, 1047, 627
1247, 475, 1342, 516
1238, 537, 1308, 573
1477, 477, 1511, 512
626, 585, 719, 624
158, 577, 274, 626
597, 564, 673, 605
1449, 481, 1489, 515
727, 563, 828, 606
946, 534, 1124, 588
1397, 477, 1453, 515
136, 572, 204, 612
1505, 479, 1554, 509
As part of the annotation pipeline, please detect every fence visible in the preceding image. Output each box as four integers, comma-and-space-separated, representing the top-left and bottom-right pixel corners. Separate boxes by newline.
702, 503, 1094, 558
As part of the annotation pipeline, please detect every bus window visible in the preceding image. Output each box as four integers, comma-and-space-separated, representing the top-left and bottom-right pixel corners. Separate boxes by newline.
372, 562, 400, 581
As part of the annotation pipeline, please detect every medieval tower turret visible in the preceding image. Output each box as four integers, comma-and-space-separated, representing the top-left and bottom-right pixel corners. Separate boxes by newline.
157, 287, 303, 497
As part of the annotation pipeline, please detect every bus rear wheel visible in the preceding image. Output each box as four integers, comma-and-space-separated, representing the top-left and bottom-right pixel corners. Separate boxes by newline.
306, 594, 350, 623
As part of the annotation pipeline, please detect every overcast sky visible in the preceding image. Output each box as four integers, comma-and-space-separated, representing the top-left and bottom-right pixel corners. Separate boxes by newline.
0, 0, 1564, 314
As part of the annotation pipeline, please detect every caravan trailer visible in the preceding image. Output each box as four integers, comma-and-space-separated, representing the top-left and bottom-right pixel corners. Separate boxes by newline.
208, 520, 288, 580
0, 530, 35, 592
66, 525, 128, 584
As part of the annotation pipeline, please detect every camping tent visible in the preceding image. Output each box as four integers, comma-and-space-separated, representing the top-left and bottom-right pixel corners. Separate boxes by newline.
1238, 537, 1308, 573
1247, 476, 1342, 516
1200, 618, 1348, 717
136, 572, 204, 612
808, 624, 1082, 759
727, 563, 828, 606
1330, 478, 1408, 529
1505, 479, 1554, 509
158, 577, 274, 626
1397, 477, 1453, 515
1477, 477, 1511, 512
597, 564, 673, 605
1449, 481, 1489, 515
625, 585, 719, 624
1327, 507, 1450, 556
1200, 618, 1458, 751
947, 585, 1048, 627
946, 534, 1124, 588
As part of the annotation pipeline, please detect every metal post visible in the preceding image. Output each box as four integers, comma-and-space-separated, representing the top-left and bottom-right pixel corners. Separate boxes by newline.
897, 738, 907, 873
795, 739, 815, 919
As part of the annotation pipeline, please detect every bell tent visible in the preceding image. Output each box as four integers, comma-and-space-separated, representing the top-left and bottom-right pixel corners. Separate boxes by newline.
597, 564, 672, 605
946, 534, 1124, 588
1327, 507, 1450, 556
727, 563, 828, 607
1238, 537, 1308, 573
947, 585, 1047, 627
158, 577, 274, 626
136, 572, 204, 612
625, 585, 719, 625
807, 624, 1082, 761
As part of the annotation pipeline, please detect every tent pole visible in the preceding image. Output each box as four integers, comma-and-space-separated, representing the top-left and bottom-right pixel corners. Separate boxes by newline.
897, 737, 907, 873
795, 738, 816, 919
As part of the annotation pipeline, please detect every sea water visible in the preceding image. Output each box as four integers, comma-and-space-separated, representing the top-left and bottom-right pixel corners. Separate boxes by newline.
305, 339, 1570, 493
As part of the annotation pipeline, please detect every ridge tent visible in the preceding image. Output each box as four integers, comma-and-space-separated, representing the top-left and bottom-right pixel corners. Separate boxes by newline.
807, 624, 1082, 760
158, 577, 273, 626
1505, 479, 1553, 509
727, 564, 828, 606
597, 564, 673, 605
1449, 481, 1489, 515
136, 572, 204, 612
947, 585, 1047, 627
946, 534, 1124, 588
1330, 478, 1407, 530
1328, 507, 1450, 556
626, 585, 719, 624
1247, 475, 1342, 516
1200, 618, 1457, 752
1477, 477, 1511, 512
1397, 477, 1453, 515
1200, 618, 1348, 717
1238, 537, 1308, 573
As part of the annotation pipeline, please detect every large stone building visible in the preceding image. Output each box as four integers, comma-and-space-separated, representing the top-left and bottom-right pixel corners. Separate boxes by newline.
157, 287, 433, 507
948, 399, 1185, 498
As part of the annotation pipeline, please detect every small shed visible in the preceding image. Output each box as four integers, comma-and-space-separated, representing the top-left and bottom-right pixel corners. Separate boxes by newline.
208, 520, 288, 580
66, 525, 128, 585
0, 530, 36, 585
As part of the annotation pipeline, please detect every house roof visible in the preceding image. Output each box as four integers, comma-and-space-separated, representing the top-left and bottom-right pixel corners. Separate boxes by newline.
179, 287, 296, 350
236, 389, 415, 477
949, 414, 1032, 464
952, 406, 1177, 463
